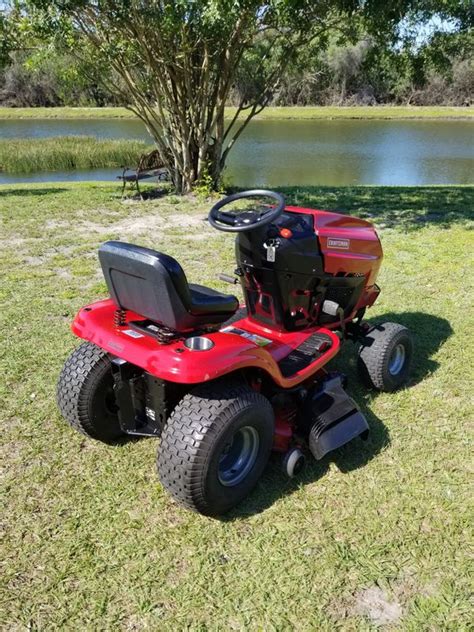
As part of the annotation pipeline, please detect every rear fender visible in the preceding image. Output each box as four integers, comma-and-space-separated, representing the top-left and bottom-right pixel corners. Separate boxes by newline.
71, 299, 340, 388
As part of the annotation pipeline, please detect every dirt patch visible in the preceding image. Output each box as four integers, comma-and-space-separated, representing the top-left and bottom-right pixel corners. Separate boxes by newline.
21, 245, 77, 266
76, 215, 165, 236
53, 267, 73, 280
185, 233, 210, 241
0, 433, 27, 481
168, 214, 208, 228
34, 208, 208, 244
23, 255, 45, 266
0, 235, 26, 249
63, 212, 206, 238
44, 219, 70, 230
354, 586, 403, 626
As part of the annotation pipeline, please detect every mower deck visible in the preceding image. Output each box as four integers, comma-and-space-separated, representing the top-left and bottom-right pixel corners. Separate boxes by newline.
72, 299, 340, 387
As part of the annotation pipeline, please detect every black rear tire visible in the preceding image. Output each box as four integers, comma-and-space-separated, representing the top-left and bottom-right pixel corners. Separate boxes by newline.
57, 342, 123, 442
358, 322, 413, 392
157, 381, 274, 516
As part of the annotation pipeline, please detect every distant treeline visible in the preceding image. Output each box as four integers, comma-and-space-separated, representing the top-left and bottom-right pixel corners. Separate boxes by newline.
1, 27, 472, 108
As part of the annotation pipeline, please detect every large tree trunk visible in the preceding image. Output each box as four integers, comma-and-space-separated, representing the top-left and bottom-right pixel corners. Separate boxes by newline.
122, 61, 234, 193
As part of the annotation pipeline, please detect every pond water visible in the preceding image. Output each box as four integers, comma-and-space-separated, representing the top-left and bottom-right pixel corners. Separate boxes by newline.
0, 118, 473, 186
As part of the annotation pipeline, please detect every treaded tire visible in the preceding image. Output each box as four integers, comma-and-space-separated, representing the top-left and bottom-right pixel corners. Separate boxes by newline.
358, 322, 413, 392
157, 381, 274, 516
57, 341, 123, 442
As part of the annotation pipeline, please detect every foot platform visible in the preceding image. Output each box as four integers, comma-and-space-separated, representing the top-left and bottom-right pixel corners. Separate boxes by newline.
278, 332, 333, 377
309, 375, 369, 460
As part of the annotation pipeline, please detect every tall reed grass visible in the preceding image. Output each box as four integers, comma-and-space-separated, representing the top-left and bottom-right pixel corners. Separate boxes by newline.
0, 136, 149, 173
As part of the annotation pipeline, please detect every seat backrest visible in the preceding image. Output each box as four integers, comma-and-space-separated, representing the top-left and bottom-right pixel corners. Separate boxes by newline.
99, 241, 193, 330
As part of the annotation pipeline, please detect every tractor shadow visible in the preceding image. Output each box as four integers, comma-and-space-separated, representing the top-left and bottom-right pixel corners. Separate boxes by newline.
277, 185, 473, 230
120, 186, 171, 202
223, 405, 389, 522
355, 311, 454, 389
223, 311, 453, 520
0, 187, 69, 197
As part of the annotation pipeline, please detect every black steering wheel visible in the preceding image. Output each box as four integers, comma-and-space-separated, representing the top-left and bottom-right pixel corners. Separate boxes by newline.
208, 189, 285, 233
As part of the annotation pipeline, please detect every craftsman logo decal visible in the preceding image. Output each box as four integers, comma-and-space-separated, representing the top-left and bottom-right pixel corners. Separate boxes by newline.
327, 238, 350, 249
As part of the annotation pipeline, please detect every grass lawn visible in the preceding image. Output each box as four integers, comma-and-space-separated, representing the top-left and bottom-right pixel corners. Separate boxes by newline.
0, 105, 473, 120
1, 182, 473, 629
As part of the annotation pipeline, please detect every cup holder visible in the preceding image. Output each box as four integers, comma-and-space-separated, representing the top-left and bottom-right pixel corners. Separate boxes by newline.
184, 336, 215, 351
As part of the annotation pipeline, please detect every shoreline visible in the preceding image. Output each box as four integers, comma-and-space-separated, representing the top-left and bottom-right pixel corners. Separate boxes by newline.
1, 181, 473, 191
0, 105, 472, 121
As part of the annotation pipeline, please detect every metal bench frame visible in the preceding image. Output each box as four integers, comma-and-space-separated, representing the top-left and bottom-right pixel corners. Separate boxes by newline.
118, 149, 169, 198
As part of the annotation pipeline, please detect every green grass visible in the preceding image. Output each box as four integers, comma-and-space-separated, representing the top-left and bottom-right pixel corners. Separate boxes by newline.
0, 105, 472, 120
0, 136, 149, 173
1, 182, 473, 629
238, 105, 474, 120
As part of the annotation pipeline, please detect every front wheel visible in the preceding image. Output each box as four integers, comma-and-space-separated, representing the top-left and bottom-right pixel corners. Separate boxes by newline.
157, 382, 274, 516
358, 322, 413, 391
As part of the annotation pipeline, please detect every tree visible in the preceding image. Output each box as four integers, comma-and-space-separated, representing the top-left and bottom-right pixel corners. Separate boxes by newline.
326, 39, 373, 104
26, 1, 469, 193
0, 2, 23, 73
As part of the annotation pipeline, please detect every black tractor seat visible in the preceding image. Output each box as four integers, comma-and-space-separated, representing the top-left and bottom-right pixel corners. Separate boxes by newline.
187, 283, 238, 315
99, 241, 239, 332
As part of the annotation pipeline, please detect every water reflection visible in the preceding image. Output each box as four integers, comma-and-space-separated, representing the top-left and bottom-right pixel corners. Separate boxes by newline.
0, 117, 472, 186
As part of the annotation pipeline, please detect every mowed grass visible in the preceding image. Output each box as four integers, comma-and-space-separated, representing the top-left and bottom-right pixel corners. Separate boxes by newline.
0, 105, 472, 120
0, 182, 473, 630
0, 136, 148, 173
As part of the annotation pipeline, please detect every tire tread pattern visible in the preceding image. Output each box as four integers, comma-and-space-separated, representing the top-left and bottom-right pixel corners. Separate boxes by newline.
157, 382, 273, 514
57, 341, 122, 441
358, 322, 412, 391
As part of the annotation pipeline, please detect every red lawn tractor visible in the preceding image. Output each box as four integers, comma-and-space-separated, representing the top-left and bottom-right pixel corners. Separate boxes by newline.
57, 190, 413, 516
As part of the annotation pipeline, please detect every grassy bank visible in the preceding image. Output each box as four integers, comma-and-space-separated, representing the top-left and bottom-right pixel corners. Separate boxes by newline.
0, 105, 472, 120
1, 182, 473, 629
0, 136, 148, 173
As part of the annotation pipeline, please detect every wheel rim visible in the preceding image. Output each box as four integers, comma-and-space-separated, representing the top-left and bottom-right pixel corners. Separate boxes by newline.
218, 426, 260, 487
388, 343, 406, 375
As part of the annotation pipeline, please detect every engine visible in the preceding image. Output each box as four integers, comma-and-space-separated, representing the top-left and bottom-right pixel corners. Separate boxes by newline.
235, 206, 382, 331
